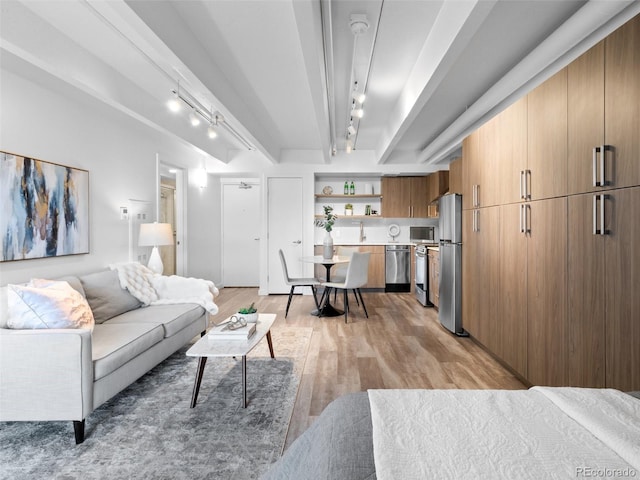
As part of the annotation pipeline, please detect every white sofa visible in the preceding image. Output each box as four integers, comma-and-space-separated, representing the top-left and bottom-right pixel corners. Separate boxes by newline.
0, 269, 208, 443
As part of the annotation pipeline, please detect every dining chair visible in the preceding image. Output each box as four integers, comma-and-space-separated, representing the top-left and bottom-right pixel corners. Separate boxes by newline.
279, 249, 321, 318
322, 251, 370, 323
331, 246, 360, 304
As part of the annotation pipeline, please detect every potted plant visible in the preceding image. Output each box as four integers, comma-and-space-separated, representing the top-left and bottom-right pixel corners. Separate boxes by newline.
314, 205, 338, 259
344, 203, 353, 215
237, 302, 258, 323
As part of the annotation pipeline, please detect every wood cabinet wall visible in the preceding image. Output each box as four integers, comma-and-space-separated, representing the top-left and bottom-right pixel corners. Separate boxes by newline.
428, 249, 440, 308
448, 158, 463, 194
460, 14, 640, 390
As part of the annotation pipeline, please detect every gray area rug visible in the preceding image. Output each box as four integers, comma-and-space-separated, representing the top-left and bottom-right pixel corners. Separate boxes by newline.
0, 327, 312, 480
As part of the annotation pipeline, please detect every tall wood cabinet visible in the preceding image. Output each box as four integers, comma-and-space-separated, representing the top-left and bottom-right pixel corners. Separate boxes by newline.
460, 13, 640, 390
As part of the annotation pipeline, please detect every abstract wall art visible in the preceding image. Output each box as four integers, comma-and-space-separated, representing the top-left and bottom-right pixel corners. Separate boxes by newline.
1, 151, 89, 262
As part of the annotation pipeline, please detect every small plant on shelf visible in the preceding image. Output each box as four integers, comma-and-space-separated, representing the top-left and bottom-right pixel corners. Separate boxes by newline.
314, 205, 338, 232
344, 203, 353, 215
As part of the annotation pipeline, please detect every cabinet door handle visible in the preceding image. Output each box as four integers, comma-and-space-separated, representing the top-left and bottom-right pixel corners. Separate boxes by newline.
476, 209, 480, 232
593, 194, 598, 235
599, 194, 605, 236
600, 145, 606, 188
593, 147, 598, 187
520, 171, 524, 200
593, 146, 605, 187
526, 170, 531, 200
520, 204, 524, 233
525, 204, 530, 234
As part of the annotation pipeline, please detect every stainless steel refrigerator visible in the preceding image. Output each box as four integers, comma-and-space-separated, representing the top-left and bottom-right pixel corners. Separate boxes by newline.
438, 194, 466, 335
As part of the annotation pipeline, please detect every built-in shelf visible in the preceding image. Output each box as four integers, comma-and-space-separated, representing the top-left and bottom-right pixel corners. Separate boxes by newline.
314, 214, 382, 219
314, 194, 382, 199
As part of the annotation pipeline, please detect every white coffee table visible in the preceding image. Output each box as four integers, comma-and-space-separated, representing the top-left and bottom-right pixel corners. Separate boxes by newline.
186, 313, 276, 408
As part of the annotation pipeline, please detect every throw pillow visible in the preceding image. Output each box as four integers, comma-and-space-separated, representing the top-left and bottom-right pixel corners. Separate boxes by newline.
7, 281, 95, 330
79, 269, 142, 323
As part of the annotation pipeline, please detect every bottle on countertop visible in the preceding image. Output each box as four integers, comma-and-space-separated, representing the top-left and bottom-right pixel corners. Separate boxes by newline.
344, 181, 349, 195
350, 181, 355, 195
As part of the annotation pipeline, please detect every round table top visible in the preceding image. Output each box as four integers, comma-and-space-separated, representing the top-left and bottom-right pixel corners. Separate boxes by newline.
301, 255, 350, 265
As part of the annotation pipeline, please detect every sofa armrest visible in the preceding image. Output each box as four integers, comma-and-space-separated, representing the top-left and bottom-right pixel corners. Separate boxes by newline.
0, 328, 93, 422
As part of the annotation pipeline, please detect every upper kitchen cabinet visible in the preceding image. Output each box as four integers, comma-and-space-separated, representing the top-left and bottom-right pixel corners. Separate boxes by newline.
426, 171, 449, 205
448, 157, 463, 195
605, 14, 640, 190
463, 97, 526, 209
568, 15, 640, 194
381, 176, 428, 218
527, 68, 568, 201
568, 41, 605, 195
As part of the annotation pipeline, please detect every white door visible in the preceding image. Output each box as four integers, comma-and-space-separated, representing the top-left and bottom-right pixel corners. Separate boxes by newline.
268, 177, 303, 293
222, 181, 261, 286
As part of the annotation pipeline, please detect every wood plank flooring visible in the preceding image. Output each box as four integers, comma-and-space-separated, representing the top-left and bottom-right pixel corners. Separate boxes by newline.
213, 287, 526, 450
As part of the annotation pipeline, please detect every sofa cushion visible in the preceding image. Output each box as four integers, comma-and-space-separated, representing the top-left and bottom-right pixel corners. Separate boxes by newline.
80, 270, 141, 324
6, 281, 94, 330
104, 304, 206, 338
92, 323, 164, 380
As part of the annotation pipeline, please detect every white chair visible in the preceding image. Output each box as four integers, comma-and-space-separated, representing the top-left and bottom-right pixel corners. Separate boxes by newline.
331, 246, 360, 304
279, 249, 320, 318
322, 251, 370, 323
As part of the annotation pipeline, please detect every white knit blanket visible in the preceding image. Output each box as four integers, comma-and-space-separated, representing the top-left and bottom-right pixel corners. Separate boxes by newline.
368, 387, 640, 480
110, 263, 219, 315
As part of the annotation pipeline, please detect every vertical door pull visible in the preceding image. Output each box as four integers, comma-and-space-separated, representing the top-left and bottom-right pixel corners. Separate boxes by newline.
593, 146, 604, 187
593, 194, 598, 235
525, 204, 531, 234
525, 170, 531, 200
520, 204, 524, 233
599, 194, 605, 236
593, 147, 598, 187
476, 185, 480, 207
600, 145, 606, 188
520, 171, 524, 200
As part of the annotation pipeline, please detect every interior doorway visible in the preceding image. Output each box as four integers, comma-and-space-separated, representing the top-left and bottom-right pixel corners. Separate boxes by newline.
159, 181, 176, 276
222, 179, 261, 287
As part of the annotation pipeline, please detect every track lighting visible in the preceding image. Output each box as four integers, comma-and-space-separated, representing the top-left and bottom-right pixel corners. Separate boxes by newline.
165, 85, 254, 150
351, 107, 364, 119
189, 109, 201, 127
347, 123, 356, 136
345, 140, 353, 154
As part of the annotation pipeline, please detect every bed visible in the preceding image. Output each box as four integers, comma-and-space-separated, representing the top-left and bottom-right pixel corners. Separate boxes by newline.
261, 388, 640, 480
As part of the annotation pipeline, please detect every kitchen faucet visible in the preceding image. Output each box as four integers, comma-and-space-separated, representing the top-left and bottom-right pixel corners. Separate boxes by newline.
359, 221, 366, 243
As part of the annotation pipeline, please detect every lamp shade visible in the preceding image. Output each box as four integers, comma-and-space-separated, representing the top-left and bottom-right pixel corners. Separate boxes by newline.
138, 222, 174, 247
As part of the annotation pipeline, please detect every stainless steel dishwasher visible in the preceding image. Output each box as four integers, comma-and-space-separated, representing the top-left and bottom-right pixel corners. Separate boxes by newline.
385, 245, 411, 292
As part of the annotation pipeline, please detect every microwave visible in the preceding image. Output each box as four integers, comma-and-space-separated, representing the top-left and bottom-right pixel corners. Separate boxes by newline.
410, 226, 435, 243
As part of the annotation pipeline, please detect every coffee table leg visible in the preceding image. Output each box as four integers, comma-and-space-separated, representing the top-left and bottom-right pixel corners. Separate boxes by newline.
266, 331, 275, 359
190, 356, 208, 408
242, 355, 247, 408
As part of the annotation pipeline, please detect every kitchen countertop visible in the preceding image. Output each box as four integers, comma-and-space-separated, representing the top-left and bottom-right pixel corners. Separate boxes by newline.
427, 246, 440, 252
314, 242, 438, 247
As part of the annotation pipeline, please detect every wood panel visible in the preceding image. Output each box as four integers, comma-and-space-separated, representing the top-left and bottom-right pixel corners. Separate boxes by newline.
567, 41, 605, 195
462, 133, 480, 211
605, 14, 640, 190
448, 157, 463, 195
496, 97, 528, 205
526, 197, 567, 386
527, 68, 568, 200
427, 171, 449, 204
357, 245, 385, 289
381, 177, 410, 218
410, 176, 429, 218
428, 249, 439, 308
567, 193, 605, 387
605, 186, 640, 390
498, 203, 528, 378
462, 209, 478, 334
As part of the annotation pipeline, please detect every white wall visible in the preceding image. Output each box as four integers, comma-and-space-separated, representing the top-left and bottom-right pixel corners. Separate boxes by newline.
0, 66, 220, 286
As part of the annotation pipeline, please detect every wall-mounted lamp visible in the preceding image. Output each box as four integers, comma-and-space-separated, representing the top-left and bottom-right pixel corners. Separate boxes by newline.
138, 222, 174, 274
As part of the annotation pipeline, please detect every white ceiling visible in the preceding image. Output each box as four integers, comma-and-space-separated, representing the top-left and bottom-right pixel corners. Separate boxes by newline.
2, 0, 639, 168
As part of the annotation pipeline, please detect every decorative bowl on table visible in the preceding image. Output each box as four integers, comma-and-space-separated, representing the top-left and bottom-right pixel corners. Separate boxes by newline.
237, 303, 258, 323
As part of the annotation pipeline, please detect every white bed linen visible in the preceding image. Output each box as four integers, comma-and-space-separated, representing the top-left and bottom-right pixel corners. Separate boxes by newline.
368, 388, 639, 480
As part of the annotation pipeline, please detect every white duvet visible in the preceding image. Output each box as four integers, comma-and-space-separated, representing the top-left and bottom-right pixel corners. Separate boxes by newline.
368, 387, 640, 480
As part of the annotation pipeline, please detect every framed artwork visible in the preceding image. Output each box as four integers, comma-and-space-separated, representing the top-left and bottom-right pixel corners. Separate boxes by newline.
0, 151, 89, 262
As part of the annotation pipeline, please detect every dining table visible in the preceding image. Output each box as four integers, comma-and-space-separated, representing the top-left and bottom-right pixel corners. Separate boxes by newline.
301, 255, 350, 317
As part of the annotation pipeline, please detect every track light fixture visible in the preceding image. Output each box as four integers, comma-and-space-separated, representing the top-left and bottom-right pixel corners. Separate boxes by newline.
167, 81, 182, 112
352, 81, 365, 104
166, 86, 254, 150
345, 140, 353, 154
347, 122, 356, 136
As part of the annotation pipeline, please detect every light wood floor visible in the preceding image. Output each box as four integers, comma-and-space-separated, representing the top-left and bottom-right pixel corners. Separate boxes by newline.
213, 287, 526, 450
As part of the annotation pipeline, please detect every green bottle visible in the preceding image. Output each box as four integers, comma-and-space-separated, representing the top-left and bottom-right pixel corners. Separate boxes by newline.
350, 181, 355, 195
344, 181, 349, 195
